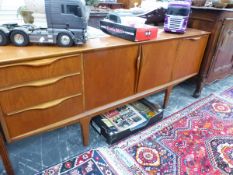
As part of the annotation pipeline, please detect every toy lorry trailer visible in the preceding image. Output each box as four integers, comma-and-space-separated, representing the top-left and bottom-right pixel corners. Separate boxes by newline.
0, 0, 88, 47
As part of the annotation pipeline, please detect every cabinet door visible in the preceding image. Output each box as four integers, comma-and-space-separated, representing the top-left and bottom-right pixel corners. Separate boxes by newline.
208, 19, 233, 81
137, 40, 179, 92
84, 46, 138, 110
172, 35, 208, 80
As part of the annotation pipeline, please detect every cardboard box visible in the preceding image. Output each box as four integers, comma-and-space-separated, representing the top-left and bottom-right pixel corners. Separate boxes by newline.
100, 19, 158, 41
91, 99, 163, 144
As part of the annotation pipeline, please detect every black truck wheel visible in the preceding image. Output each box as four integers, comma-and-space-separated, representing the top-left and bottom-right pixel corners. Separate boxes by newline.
10, 30, 29, 46
57, 33, 74, 47
0, 31, 9, 46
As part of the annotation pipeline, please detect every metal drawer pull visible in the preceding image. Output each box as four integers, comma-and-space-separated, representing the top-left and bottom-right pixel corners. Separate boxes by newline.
185, 37, 201, 41
0, 54, 80, 68
6, 93, 82, 116
0, 72, 80, 92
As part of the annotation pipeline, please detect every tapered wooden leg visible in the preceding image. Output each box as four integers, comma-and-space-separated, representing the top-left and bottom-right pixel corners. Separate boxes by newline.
80, 117, 91, 146
163, 86, 173, 109
0, 134, 14, 175
193, 78, 205, 98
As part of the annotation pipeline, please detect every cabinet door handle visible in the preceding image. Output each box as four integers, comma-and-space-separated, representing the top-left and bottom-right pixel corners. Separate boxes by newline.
135, 45, 142, 92
0, 54, 80, 68
185, 37, 202, 41
137, 46, 142, 71
0, 72, 80, 92
6, 93, 82, 116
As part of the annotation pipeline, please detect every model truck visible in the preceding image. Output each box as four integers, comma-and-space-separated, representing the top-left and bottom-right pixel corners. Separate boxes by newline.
164, 0, 191, 33
0, 0, 88, 47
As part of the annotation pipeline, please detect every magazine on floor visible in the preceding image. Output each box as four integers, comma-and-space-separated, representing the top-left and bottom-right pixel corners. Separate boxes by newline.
101, 105, 147, 132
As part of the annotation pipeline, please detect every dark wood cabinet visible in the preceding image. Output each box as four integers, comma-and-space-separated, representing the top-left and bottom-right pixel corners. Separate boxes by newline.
208, 19, 233, 82
97, 2, 124, 9
188, 7, 233, 97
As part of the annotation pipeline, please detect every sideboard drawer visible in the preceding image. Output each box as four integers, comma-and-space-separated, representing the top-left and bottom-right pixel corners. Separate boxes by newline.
4, 94, 83, 141
0, 73, 82, 115
0, 54, 82, 89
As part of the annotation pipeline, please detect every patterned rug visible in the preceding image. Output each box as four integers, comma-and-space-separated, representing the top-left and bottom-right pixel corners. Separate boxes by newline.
36, 149, 118, 175
104, 94, 233, 175
37, 94, 233, 175
222, 86, 233, 100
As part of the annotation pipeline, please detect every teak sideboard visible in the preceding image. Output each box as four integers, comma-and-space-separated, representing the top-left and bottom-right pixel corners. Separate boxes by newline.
0, 29, 209, 147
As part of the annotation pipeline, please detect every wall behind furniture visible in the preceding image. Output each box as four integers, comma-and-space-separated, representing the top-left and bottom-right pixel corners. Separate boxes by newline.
0, 0, 47, 27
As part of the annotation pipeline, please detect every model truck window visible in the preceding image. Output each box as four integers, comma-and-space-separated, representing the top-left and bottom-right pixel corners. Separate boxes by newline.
0, 0, 88, 47
67, 5, 82, 17
61, 5, 65, 13
167, 7, 190, 16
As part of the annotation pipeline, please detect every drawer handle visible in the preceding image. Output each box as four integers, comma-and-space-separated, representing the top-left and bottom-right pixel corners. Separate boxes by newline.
0, 72, 80, 92
0, 54, 80, 68
22, 58, 61, 67
185, 37, 201, 41
6, 93, 82, 116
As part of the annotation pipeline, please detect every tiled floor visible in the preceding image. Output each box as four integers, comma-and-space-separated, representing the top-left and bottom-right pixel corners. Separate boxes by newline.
1, 75, 233, 175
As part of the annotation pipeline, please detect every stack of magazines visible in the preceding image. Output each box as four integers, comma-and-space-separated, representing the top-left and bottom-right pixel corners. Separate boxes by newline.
91, 99, 163, 144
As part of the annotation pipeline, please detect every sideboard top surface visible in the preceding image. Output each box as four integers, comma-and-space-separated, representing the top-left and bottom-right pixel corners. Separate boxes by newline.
0, 28, 209, 65
191, 6, 233, 12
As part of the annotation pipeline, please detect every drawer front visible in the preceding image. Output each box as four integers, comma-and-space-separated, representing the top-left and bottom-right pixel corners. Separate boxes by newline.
0, 54, 82, 89
0, 73, 82, 114
4, 94, 83, 140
